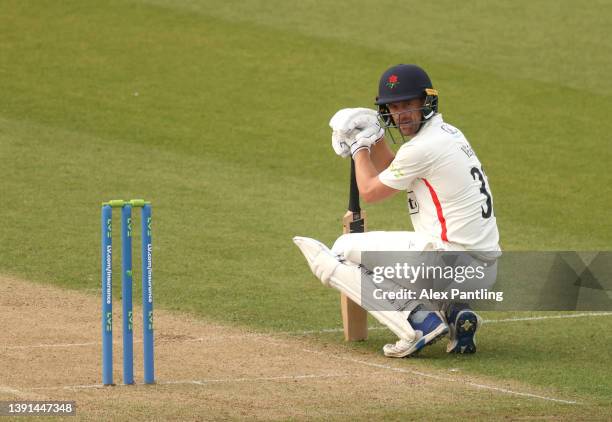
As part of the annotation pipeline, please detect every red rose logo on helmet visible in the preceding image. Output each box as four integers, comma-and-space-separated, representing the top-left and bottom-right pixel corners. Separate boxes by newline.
386, 74, 399, 88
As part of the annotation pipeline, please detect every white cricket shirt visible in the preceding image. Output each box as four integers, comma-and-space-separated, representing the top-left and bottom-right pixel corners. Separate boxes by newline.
379, 114, 500, 251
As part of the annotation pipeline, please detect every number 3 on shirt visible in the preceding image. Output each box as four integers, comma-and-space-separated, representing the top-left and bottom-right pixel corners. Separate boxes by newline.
470, 167, 493, 218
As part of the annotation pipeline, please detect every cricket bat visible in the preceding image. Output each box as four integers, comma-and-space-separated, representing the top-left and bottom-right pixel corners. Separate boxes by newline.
340, 159, 368, 341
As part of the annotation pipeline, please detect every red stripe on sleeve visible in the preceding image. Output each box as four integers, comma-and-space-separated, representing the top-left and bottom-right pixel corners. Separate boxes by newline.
422, 178, 448, 242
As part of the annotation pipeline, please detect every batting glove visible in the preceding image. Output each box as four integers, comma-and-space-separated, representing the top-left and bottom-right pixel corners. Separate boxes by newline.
329, 108, 383, 158
348, 124, 384, 158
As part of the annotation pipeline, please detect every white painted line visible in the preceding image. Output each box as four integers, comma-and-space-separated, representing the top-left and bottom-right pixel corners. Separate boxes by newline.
29, 373, 350, 391
301, 348, 579, 405
482, 312, 612, 324
0, 385, 30, 398
464, 381, 578, 404
0, 385, 24, 394
160, 373, 349, 386
0, 334, 271, 350
4, 312, 611, 350
3, 341, 99, 350
286, 312, 612, 335
30, 383, 105, 391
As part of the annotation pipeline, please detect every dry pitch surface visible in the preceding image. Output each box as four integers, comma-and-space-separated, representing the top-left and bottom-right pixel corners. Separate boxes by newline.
0, 276, 597, 421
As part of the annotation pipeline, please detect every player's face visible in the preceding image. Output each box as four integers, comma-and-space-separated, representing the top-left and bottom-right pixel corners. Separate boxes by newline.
387, 98, 425, 136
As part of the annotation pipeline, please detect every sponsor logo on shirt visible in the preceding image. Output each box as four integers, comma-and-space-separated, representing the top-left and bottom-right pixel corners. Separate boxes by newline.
407, 191, 419, 215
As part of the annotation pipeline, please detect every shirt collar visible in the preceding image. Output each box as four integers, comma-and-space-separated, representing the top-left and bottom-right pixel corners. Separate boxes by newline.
424, 113, 443, 128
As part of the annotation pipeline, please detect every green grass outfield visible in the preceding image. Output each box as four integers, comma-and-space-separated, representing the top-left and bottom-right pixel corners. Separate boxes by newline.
1, 0, 611, 415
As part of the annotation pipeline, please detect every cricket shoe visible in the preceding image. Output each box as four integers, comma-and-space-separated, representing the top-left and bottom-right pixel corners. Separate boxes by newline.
446, 304, 482, 354
383, 306, 448, 358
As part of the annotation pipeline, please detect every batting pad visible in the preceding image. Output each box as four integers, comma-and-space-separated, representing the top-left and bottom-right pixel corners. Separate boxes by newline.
293, 236, 416, 341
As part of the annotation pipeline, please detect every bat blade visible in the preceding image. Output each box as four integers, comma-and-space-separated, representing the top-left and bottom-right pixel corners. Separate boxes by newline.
340, 159, 368, 341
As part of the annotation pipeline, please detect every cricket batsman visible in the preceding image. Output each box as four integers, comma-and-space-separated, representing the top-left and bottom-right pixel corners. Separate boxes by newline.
294, 64, 501, 357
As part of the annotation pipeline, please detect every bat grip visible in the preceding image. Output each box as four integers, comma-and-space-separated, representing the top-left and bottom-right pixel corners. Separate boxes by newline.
348, 159, 361, 213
